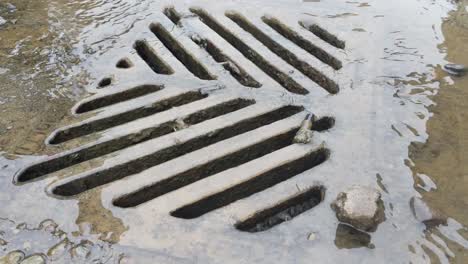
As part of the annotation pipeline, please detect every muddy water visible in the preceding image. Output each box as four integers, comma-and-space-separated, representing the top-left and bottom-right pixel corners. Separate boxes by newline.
410, 2, 468, 262
0, 0, 467, 263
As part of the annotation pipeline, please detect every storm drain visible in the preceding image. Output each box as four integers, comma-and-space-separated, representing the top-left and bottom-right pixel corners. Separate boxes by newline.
15, 7, 345, 232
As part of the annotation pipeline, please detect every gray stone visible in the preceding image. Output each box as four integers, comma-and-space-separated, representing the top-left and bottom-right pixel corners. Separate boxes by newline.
331, 185, 385, 232
409, 197, 447, 228
293, 114, 316, 144
443, 64, 466, 76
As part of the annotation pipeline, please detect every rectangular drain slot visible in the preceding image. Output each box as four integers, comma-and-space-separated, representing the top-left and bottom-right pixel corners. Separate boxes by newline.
226, 12, 339, 94
299, 21, 345, 49
193, 37, 262, 88
262, 17, 342, 70
170, 148, 329, 219
163, 6, 182, 25
190, 8, 308, 95
135, 40, 174, 74
150, 23, 215, 80
16, 99, 254, 183
75, 85, 163, 114
163, 7, 261, 88
49, 91, 207, 144
235, 186, 325, 232
50, 105, 304, 196
113, 128, 300, 208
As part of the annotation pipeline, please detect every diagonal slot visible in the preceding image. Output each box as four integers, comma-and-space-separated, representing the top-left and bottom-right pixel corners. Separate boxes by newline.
135, 40, 174, 74
150, 23, 215, 80
51, 105, 304, 197
190, 8, 308, 95
16, 99, 254, 183
226, 12, 339, 94
163, 6, 182, 25
113, 128, 299, 208
299, 21, 345, 49
262, 17, 342, 70
49, 91, 207, 145
171, 147, 329, 219
192, 37, 262, 88
162, 7, 261, 88
76, 85, 163, 114
235, 186, 325, 232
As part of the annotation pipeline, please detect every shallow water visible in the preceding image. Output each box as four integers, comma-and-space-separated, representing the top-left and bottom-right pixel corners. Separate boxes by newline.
0, 0, 467, 263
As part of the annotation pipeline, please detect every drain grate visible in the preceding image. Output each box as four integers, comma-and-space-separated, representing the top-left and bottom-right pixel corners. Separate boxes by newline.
16, 6, 345, 232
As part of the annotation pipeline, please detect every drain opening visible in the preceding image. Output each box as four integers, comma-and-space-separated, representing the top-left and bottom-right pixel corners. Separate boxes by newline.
134, 40, 174, 74
75, 85, 163, 114
262, 16, 342, 70
51, 105, 304, 196
235, 186, 325, 232
149, 23, 215, 80
163, 7, 261, 88
226, 12, 339, 94
171, 147, 329, 219
116, 58, 133, 69
312, 116, 335, 131
163, 6, 182, 25
299, 22, 345, 49
113, 128, 299, 208
193, 36, 262, 88
98, 77, 112, 88
190, 8, 308, 95
114, 115, 333, 207
16, 99, 254, 183
49, 91, 207, 145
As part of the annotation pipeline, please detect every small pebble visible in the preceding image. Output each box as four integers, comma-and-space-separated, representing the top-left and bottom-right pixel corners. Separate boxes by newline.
19, 254, 46, 264
293, 114, 316, 144
444, 64, 466, 72
443, 64, 466, 76
2, 250, 25, 263
307, 232, 318, 241
6, 3, 17, 12
0, 16, 6, 26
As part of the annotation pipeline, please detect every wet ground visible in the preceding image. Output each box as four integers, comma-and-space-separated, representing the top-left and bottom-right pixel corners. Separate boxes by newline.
0, 0, 467, 263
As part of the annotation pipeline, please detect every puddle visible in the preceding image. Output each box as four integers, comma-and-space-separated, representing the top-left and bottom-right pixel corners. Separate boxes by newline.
0, 0, 467, 263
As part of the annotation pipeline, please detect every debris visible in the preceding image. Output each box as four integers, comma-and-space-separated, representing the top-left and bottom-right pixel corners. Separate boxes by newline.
0, 16, 6, 26
331, 185, 385, 232
409, 197, 447, 228
443, 64, 466, 76
293, 114, 316, 144
307, 232, 318, 241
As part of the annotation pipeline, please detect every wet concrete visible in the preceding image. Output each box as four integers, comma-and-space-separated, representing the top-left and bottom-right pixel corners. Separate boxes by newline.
0, 0, 467, 263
